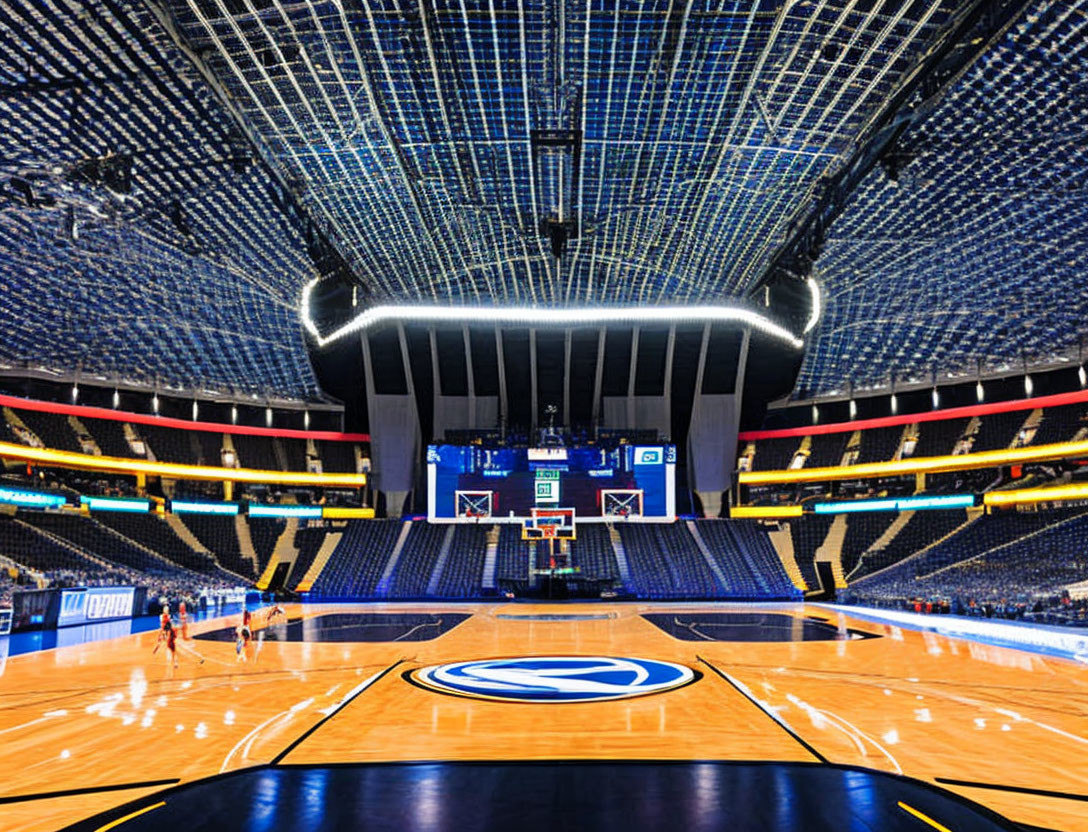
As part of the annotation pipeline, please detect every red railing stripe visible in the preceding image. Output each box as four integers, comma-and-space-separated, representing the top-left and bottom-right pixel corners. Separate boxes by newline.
0, 393, 369, 443
739, 388, 1088, 441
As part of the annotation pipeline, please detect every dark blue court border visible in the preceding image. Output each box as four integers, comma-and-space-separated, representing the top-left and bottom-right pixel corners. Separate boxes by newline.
193, 612, 471, 643
642, 611, 880, 642
58, 760, 1028, 832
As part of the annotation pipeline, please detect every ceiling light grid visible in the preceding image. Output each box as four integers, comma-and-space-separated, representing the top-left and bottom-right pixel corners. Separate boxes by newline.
0, 0, 322, 397
796, 0, 1088, 398
164, 0, 960, 306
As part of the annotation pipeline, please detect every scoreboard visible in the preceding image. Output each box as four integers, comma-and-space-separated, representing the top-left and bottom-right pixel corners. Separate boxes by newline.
426, 444, 676, 523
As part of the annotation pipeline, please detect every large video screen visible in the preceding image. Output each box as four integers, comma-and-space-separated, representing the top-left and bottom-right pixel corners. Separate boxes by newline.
427, 444, 676, 522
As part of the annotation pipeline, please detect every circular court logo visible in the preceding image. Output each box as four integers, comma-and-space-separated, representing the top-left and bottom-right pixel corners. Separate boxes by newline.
409, 656, 696, 703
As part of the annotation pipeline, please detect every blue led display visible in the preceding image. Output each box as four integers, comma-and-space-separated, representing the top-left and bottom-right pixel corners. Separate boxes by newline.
813, 494, 976, 515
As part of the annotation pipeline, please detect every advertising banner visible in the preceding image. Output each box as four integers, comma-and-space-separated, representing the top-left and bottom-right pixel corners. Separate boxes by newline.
57, 587, 135, 627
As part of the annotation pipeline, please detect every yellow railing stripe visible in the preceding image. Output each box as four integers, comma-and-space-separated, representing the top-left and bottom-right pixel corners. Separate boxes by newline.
729, 505, 804, 518
739, 439, 1088, 485
0, 441, 365, 487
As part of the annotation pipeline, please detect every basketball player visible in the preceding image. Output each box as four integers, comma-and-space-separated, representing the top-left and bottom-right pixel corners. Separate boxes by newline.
154, 603, 172, 653
178, 600, 190, 640
267, 603, 287, 627
235, 609, 252, 663
159, 601, 171, 632
162, 619, 178, 669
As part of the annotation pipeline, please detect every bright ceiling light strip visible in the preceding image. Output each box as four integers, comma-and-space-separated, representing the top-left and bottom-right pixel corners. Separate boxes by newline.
739, 438, 1088, 485
984, 483, 1088, 506
804, 278, 821, 333
0, 441, 366, 487
302, 292, 805, 350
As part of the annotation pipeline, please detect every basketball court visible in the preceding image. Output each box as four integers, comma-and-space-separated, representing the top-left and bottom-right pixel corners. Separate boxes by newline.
1, 602, 1085, 831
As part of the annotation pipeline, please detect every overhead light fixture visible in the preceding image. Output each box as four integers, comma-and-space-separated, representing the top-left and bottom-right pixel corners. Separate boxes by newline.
301, 281, 806, 350
804, 278, 821, 333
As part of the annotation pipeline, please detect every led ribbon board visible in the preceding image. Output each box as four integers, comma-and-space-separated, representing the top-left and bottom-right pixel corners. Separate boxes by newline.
813, 494, 976, 514
0, 486, 66, 509
301, 289, 806, 350
248, 504, 323, 518
170, 500, 240, 516
81, 496, 151, 513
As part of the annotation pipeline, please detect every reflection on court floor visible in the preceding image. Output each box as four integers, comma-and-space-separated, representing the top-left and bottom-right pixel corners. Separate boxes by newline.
641, 611, 878, 641
193, 612, 471, 643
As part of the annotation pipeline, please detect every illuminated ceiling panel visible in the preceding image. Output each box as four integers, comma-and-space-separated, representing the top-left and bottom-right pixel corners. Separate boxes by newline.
162, 0, 957, 305
0, 0, 320, 398
797, 0, 1088, 398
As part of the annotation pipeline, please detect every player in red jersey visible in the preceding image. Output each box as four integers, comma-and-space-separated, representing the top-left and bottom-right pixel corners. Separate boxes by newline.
164, 620, 178, 668
154, 602, 171, 654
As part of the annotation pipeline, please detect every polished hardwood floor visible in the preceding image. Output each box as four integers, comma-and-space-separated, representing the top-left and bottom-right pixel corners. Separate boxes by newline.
1, 603, 1085, 832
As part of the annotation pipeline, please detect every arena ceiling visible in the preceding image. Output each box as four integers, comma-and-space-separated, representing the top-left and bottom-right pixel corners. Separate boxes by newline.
0, 0, 1083, 402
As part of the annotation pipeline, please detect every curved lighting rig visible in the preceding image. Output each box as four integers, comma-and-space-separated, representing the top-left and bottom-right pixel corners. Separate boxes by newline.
301, 279, 809, 350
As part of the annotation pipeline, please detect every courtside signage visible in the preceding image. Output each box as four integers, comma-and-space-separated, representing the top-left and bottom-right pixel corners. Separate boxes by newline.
410, 656, 696, 703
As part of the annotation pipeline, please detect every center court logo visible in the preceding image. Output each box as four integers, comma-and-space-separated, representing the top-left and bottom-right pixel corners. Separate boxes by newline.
408, 656, 697, 703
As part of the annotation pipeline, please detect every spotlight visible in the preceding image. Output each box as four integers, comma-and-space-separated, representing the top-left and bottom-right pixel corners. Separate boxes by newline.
265, 407, 273, 427
192, 401, 199, 421
71, 385, 79, 402
231, 406, 238, 425
931, 388, 940, 410
1024, 375, 1033, 397
890, 393, 898, 415
849, 399, 857, 420
811, 404, 820, 424
976, 381, 984, 402
1079, 366, 1086, 388
112, 390, 120, 409
152, 394, 160, 413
